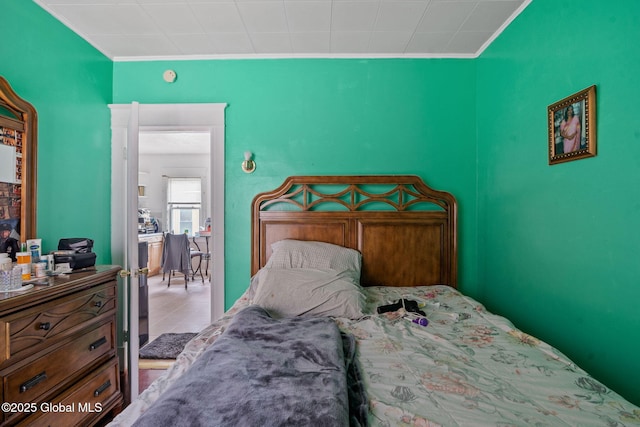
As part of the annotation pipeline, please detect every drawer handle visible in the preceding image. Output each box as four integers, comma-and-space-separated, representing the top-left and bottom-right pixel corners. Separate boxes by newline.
94, 380, 112, 397
39, 322, 51, 331
94, 301, 103, 308
89, 336, 107, 351
20, 371, 47, 393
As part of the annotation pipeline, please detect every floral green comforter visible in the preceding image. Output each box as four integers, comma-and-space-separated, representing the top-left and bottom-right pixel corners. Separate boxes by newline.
337, 285, 640, 426
110, 285, 640, 427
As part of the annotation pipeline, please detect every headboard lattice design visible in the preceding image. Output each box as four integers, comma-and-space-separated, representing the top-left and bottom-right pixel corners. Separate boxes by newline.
257, 180, 453, 213
252, 176, 457, 287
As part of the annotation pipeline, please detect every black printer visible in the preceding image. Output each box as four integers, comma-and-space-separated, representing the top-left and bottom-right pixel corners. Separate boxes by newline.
53, 238, 96, 270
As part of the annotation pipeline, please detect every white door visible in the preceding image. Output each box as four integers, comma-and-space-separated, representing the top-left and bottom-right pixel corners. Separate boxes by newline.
110, 103, 227, 402
125, 101, 141, 399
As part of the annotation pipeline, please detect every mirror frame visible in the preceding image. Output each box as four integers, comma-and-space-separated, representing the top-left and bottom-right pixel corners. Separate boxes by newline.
0, 76, 37, 241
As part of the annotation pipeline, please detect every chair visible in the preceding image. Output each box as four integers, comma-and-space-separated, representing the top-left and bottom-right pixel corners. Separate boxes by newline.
161, 233, 192, 288
191, 233, 211, 282
189, 241, 205, 283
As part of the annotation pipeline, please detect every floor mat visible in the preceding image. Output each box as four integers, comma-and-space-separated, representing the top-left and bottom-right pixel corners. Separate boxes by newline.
139, 332, 197, 359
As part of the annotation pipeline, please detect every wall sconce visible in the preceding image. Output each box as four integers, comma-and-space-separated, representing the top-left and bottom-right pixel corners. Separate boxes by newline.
242, 151, 256, 173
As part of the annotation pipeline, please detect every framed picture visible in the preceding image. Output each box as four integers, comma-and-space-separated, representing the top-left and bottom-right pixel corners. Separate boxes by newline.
547, 85, 596, 165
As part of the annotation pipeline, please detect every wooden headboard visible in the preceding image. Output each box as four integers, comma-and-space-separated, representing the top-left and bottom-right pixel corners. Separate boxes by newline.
251, 175, 457, 288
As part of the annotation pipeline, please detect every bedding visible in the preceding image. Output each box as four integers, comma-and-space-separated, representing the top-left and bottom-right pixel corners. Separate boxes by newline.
130, 305, 367, 427
265, 239, 362, 280
109, 284, 640, 427
252, 267, 365, 319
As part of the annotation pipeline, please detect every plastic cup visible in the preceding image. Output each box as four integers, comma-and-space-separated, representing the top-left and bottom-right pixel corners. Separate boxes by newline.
10, 265, 22, 289
0, 270, 10, 291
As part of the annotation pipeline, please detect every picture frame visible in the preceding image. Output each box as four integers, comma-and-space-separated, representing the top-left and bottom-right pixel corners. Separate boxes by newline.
547, 85, 596, 165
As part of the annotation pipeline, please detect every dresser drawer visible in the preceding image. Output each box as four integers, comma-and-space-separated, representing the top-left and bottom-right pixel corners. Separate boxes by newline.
2, 282, 116, 362
17, 358, 121, 427
3, 321, 115, 406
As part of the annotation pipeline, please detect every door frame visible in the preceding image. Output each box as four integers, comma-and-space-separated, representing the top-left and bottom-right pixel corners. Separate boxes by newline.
109, 102, 227, 400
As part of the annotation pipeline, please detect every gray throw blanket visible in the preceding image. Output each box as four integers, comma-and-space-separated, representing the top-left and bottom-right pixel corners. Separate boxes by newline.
133, 305, 368, 427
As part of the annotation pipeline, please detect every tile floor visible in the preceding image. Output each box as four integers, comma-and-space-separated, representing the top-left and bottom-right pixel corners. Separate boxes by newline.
147, 272, 211, 343
139, 271, 211, 394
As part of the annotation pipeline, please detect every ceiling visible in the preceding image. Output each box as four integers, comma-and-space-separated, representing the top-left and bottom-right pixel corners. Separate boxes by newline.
139, 131, 210, 154
34, 0, 530, 61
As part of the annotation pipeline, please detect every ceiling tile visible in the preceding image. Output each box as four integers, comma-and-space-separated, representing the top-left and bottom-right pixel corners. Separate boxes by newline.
461, 1, 522, 32
237, 2, 288, 33
249, 32, 292, 54
139, 0, 188, 3
406, 32, 455, 53
191, 3, 246, 33
368, 31, 413, 53
50, 4, 159, 35
447, 31, 492, 53
141, 4, 204, 34
330, 31, 371, 53
209, 33, 255, 54
374, 2, 428, 32
171, 34, 216, 55
285, 2, 332, 32
41, 0, 123, 4
418, 2, 475, 32
291, 32, 331, 53
331, 2, 379, 32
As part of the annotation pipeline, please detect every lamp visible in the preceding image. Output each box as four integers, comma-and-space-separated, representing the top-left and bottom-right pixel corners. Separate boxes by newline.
242, 151, 256, 173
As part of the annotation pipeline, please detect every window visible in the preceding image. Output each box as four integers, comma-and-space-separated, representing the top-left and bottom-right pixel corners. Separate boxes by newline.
167, 178, 201, 236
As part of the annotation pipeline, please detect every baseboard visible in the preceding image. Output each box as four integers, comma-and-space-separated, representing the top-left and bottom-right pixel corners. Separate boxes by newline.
138, 359, 175, 369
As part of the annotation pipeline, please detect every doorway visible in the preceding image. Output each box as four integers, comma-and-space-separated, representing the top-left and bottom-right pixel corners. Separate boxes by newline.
138, 130, 211, 346
109, 102, 227, 401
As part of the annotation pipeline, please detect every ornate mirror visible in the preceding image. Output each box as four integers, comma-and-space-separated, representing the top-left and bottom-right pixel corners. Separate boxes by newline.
0, 76, 37, 244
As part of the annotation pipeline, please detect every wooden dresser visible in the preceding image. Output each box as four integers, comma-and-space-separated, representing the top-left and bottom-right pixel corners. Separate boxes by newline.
0, 265, 123, 426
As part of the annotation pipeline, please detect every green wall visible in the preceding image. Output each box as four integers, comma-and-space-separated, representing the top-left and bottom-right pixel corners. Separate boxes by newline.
477, 0, 640, 406
0, 1, 113, 261
5, 0, 638, 408
113, 59, 479, 306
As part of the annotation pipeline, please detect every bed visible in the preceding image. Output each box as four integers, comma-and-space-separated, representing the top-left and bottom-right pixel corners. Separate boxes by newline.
109, 175, 640, 427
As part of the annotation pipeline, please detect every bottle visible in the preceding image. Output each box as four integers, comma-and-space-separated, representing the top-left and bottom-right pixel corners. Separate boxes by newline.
0, 255, 11, 272
27, 238, 42, 263
43, 254, 54, 272
16, 251, 31, 281
34, 261, 47, 278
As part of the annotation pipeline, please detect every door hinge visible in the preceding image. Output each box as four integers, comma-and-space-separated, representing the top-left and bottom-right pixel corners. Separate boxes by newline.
122, 330, 129, 343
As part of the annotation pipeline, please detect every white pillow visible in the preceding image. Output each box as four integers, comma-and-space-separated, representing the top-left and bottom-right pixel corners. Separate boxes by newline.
265, 240, 362, 281
252, 268, 365, 319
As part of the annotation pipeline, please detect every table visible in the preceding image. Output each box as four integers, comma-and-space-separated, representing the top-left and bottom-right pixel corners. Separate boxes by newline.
192, 231, 211, 281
